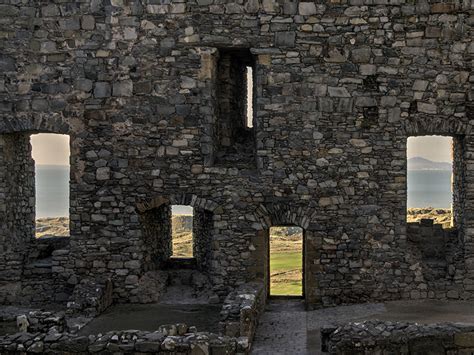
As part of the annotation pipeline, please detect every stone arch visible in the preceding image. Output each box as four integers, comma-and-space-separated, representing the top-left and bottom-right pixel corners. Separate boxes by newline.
252, 202, 317, 230
135, 193, 217, 271
402, 116, 471, 137
136, 193, 219, 214
252, 203, 317, 301
0, 115, 73, 135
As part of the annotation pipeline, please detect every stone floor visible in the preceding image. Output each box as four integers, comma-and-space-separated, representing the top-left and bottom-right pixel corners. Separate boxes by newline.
251, 299, 474, 355
77, 303, 222, 335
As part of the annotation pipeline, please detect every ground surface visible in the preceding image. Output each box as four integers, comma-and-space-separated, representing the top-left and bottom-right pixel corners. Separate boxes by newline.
252, 299, 474, 355
35, 217, 69, 237
407, 207, 452, 225
77, 303, 221, 335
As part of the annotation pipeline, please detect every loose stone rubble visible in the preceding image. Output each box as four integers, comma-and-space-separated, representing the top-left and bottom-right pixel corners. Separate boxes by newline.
324, 320, 474, 354
0, 325, 250, 354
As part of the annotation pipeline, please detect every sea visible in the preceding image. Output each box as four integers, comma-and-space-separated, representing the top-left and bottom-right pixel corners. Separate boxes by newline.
35, 166, 452, 218
36, 165, 69, 218
408, 170, 452, 208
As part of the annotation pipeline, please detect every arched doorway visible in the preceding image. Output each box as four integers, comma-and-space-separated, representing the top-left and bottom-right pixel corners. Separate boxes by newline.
268, 226, 304, 297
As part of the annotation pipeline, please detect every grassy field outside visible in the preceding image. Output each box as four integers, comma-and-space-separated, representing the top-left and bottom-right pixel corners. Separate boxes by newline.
270, 251, 302, 296
269, 227, 303, 296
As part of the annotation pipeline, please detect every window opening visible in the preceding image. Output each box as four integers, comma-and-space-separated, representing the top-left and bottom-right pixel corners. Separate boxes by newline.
30, 133, 70, 238
171, 205, 194, 258
407, 136, 454, 227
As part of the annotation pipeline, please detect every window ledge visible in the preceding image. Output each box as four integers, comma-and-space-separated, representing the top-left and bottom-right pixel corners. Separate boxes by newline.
165, 257, 197, 269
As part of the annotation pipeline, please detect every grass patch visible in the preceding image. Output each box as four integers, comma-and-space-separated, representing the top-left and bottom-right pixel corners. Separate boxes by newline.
270, 251, 302, 296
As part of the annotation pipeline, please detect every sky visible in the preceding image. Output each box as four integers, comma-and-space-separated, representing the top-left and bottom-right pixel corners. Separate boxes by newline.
247, 66, 253, 128
31, 133, 70, 166
407, 136, 452, 162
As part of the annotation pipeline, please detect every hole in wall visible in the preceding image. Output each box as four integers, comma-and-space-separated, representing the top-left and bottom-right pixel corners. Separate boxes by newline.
171, 205, 194, 258
407, 135, 454, 227
30, 133, 70, 238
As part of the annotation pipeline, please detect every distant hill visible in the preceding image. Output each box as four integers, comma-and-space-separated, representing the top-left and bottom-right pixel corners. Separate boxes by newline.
408, 157, 452, 171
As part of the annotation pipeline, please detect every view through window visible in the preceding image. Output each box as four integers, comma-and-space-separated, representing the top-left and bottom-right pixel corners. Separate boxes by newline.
171, 205, 194, 258
269, 226, 303, 297
407, 135, 453, 227
246, 66, 253, 128
30, 133, 70, 237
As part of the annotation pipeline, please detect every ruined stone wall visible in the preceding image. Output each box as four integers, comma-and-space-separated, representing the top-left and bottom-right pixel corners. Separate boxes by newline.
0, 134, 34, 282
325, 320, 474, 355
139, 204, 172, 270
193, 208, 213, 271
0, 0, 473, 307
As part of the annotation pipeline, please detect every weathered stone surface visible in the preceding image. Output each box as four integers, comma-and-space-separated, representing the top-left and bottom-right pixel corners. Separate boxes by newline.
275, 32, 295, 47
0, 0, 471, 318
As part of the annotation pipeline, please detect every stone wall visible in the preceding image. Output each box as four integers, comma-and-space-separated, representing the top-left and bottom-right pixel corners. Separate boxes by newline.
0, 0, 473, 307
193, 208, 213, 271
139, 203, 172, 270
406, 220, 464, 299
219, 282, 266, 341
0, 134, 34, 282
324, 320, 474, 355
0, 325, 250, 354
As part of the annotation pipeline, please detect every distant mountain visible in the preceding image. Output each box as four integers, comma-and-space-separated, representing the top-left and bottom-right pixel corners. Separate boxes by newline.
408, 157, 452, 171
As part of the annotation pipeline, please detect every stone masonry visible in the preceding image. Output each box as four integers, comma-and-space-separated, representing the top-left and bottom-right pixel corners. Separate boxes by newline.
0, 0, 473, 311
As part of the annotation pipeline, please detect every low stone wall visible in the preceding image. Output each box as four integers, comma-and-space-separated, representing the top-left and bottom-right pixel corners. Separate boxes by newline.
405, 220, 465, 299
219, 282, 266, 342
0, 324, 250, 354
324, 320, 474, 354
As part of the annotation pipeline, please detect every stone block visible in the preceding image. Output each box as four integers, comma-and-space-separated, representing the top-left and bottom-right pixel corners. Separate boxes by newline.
275, 32, 296, 47
413, 80, 429, 91
94, 82, 111, 98
431, 3, 454, 13
328, 86, 350, 98
417, 102, 437, 114
299, 2, 317, 15
112, 81, 133, 97
0, 56, 15, 72
81, 15, 95, 30
0, 5, 19, 17
75, 79, 93, 92
351, 48, 371, 63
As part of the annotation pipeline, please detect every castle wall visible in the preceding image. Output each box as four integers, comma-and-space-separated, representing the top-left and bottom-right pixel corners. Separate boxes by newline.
0, 0, 473, 307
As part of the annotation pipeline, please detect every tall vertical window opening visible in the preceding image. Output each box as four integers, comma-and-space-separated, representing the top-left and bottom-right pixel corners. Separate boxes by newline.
171, 205, 194, 258
214, 49, 256, 166
407, 136, 454, 227
30, 134, 70, 237
269, 226, 303, 297
246, 66, 254, 129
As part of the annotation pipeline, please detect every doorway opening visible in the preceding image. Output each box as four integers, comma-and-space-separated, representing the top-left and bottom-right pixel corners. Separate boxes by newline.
269, 226, 304, 297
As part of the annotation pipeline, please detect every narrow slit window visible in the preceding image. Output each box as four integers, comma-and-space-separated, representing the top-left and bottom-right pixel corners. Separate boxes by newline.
214, 49, 256, 166
246, 66, 254, 129
171, 205, 194, 258
269, 226, 303, 297
407, 136, 454, 227
30, 134, 70, 238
